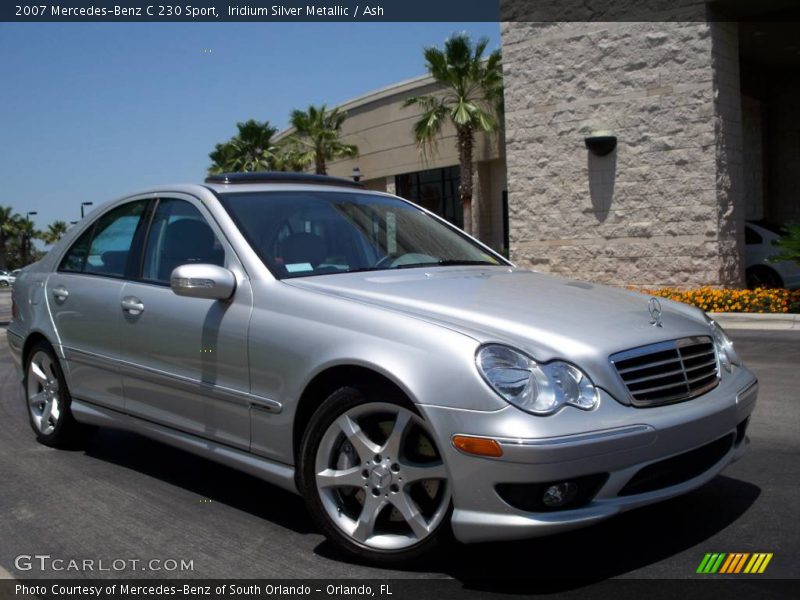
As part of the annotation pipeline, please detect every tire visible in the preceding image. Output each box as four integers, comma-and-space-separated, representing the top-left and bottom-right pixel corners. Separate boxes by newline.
24, 341, 92, 447
299, 386, 452, 565
746, 266, 783, 289
0, 280, 8, 288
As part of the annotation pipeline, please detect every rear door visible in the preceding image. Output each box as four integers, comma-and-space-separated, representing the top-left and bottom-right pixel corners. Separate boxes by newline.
119, 194, 253, 449
46, 199, 150, 410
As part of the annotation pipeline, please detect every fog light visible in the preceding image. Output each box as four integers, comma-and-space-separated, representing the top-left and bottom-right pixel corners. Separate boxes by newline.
542, 482, 578, 507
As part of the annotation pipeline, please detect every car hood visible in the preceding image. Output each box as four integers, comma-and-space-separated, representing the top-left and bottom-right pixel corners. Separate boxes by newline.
286, 267, 714, 405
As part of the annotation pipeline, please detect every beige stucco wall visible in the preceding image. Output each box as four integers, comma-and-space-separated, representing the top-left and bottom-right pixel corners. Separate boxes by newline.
501, 21, 745, 287
473, 157, 508, 251
319, 75, 503, 182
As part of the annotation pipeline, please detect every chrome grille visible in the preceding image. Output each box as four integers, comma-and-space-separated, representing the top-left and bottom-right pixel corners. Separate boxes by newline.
610, 336, 719, 407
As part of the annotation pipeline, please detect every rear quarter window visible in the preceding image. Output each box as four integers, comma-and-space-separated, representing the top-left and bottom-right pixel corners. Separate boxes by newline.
58, 201, 147, 277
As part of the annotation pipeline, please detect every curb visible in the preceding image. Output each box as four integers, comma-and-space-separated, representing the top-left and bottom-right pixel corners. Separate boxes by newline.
708, 312, 799, 331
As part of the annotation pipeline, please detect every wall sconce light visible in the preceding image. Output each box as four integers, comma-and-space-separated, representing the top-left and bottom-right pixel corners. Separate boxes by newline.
584, 131, 617, 156
351, 166, 362, 182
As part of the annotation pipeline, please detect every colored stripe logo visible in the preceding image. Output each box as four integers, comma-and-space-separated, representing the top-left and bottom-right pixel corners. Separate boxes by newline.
697, 553, 773, 574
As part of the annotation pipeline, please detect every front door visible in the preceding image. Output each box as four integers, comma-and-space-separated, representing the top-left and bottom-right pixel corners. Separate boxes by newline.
119, 195, 252, 450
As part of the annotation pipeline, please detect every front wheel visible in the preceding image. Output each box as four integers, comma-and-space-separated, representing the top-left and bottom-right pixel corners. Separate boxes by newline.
299, 386, 452, 564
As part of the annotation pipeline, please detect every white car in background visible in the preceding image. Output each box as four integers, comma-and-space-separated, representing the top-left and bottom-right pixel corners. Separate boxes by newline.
0, 272, 12, 288
745, 221, 800, 290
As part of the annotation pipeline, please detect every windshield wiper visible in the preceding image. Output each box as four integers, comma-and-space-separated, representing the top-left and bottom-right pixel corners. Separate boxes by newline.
344, 266, 381, 274
437, 259, 498, 266
395, 259, 498, 269
336, 259, 498, 274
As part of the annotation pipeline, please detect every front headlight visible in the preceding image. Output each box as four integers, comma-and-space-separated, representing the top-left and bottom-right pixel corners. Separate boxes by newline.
705, 316, 740, 372
476, 344, 599, 415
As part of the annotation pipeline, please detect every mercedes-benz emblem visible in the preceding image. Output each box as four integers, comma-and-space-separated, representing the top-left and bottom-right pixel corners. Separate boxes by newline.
369, 466, 391, 489
648, 297, 663, 327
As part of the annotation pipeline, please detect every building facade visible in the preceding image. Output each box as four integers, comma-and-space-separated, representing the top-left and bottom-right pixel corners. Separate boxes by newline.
501, 18, 798, 287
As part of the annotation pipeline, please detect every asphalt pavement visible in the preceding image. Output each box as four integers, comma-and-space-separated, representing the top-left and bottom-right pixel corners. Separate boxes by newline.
0, 318, 798, 587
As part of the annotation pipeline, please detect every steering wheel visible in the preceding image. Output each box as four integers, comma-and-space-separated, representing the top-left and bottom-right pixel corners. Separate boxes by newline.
373, 253, 438, 269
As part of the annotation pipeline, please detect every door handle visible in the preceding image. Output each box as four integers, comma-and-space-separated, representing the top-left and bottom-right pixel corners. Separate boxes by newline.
52, 285, 69, 301
121, 296, 145, 315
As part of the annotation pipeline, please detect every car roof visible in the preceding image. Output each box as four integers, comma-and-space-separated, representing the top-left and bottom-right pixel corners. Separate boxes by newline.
110, 181, 389, 202
202, 171, 379, 197
205, 171, 364, 188
203, 182, 384, 196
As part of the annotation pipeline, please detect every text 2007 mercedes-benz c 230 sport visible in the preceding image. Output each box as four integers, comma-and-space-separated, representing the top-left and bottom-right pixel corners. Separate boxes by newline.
8, 172, 757, 563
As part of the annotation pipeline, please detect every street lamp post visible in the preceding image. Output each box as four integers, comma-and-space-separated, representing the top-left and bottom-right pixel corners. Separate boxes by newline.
81, 201, 93, 218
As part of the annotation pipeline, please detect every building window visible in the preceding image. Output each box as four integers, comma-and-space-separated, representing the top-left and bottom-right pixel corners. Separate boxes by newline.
395, 166, 462, 228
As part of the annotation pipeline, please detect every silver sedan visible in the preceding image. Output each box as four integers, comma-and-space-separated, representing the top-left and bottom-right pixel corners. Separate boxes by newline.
8, 172, 758, 564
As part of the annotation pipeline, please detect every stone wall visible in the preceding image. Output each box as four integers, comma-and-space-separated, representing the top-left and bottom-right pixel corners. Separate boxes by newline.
501, 21, 745, 287
711, 21, 745, 287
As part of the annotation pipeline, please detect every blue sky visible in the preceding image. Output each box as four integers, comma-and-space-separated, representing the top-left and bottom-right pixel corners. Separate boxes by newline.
0, 22, 501, 233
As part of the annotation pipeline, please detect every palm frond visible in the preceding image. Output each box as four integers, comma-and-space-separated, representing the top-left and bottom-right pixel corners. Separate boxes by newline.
404, 31, 504, 161
287, 104, 358, 173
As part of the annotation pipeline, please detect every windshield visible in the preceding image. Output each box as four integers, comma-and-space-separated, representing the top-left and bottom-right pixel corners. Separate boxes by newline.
218, 190, 505, 279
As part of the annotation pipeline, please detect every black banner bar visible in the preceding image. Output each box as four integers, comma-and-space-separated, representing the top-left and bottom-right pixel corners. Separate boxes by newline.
2, 0, 800, 22
2, 579, 799, 600
3, 1, 497, 23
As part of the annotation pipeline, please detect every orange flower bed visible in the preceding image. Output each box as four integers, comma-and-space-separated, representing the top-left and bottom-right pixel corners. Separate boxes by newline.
633, 287, 800, 314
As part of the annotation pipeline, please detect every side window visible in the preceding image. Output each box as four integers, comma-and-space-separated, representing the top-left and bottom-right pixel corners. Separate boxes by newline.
59, 201, 147, 276
141, 198, 225, 284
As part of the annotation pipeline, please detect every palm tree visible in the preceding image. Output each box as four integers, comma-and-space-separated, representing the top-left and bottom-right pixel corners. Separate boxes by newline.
208, 120, 279, 174
208, 141, 239, 175
17, 217, 40, 266
42, 220, 69, 245
404, 33, 503, 235
271, 139, 313, 172
287, 105, 358, 174
0, 206, 22, 270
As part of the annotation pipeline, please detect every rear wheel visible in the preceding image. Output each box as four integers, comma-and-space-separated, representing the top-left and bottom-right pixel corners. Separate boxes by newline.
299, 386, 452, 564
25, 341, 91, 447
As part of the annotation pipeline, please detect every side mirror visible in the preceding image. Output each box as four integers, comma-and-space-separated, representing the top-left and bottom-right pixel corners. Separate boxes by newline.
170, 264, 236, 300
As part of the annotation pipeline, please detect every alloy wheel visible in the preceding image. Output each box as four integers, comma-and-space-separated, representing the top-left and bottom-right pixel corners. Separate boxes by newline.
314, 402, 450, 551
27, 350, 62, 435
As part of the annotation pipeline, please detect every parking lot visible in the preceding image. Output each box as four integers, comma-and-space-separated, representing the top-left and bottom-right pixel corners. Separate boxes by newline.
0, 285, 797, 585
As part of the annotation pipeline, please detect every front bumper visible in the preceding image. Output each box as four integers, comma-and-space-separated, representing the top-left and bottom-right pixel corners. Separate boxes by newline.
420, 366, 758, 543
